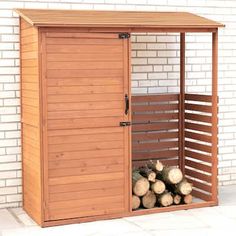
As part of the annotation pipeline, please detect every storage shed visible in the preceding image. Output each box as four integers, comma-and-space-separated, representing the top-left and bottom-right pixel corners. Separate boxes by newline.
16, 9, 224, 227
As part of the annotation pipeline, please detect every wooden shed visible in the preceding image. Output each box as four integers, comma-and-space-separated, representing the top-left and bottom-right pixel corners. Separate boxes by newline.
16, 9, 224, 227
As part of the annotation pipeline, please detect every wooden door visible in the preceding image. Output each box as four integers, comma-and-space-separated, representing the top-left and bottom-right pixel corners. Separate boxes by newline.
41, 32, 131, 221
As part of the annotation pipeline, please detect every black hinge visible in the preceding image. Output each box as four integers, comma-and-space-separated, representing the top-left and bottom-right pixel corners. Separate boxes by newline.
120, 121, 131, 127
119, 33, 131, 39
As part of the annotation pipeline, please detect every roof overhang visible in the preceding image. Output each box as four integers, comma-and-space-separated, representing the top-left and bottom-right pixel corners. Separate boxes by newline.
15, 9, 225, 33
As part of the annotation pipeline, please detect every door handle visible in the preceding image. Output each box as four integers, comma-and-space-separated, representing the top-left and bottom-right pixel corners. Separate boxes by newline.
125, 94, 129, 115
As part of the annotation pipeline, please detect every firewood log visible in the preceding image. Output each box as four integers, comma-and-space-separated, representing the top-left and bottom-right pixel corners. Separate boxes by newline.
132, 195, 141, 210
173, 194, 182, 205
151, 180, 165, 194
176, 180, 193, 195
158, 191, 173, 207
139, 166, 156, 182
142, 190, 156, 209
183, 194, 193, 204
132, 171, 150, 197
147, 160, 164, 172
161, 166, 183, 184
167, 180, 193, 195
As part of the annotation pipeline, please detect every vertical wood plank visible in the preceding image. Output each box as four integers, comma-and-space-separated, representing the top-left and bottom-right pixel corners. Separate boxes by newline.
126, 35, 132, 213
123, 35, 131, 213
40, 31, 49, 221
179, 33, 185, 174
212, 30, 218, 203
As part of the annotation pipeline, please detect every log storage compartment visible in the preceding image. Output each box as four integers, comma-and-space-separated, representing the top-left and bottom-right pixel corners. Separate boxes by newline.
16, 9, 224, 227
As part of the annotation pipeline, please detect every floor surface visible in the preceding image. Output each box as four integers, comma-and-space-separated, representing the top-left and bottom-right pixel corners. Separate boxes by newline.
0, 185, 236, 236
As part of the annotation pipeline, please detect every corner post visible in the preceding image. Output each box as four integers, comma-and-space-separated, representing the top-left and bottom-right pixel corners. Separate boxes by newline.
179, 33, 185, 174
212, 29, 218, 203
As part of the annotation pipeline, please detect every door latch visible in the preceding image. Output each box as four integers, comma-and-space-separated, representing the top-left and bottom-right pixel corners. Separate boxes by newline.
120, 121, 131, 127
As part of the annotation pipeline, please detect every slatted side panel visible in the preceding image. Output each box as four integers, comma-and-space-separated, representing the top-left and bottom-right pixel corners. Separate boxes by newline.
132, 94, 179, 167
20, 19, 42, 224
184, 93, 213, 202
44, 33, 129, 221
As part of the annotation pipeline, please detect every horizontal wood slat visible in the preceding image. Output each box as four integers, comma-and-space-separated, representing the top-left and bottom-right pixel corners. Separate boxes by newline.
48, 109, 123, 119
49, 164, 124, 178
49, 155, 123, 169
185, 103, 212, 113
132, 131, 179, 142
49, 148, 124, 161
47, 69, 123, 78
185, 122, 212, 133
186, 177, 212, 193
48, 127, 122, 137
47, 77, 122, 86
185, 141, 212, 153
132, 141, 178, 152
49, 186, 123, 202
185, 168, 212, 183
47, 93, 123, 103
46, 37, 122, 45
132, 150, 179, 161
49, 140, 124, 153
132, 113, 178, 123
192, 189, 212, 201
47, 85, 123, 95
132, 94, 179, 103
46, 45, 122, 54
49, 179, 124, 194
132, 104, 178, 112
133, 158, 178, 168
185, 94, 212, 103
185, 150, 212, 163
132, 122, 178, 132
48, 132, 123, 144
47, 53, 123, 62
48, 101, 122, 111
185, 113, 212, 123
185, 131, 211, 143
49, 172, 124, 185
47, 61, 123, 70
47, 116, 123, 129
185, 159, 211, 173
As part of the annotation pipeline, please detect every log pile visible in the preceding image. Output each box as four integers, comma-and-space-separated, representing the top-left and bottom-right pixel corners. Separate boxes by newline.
132, 160, 193, 210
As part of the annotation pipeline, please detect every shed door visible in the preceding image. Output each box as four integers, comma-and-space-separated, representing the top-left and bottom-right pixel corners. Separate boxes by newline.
42, 32, 131, 221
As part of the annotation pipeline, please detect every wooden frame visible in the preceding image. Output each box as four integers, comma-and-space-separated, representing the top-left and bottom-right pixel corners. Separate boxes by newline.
17, 9, 222, 227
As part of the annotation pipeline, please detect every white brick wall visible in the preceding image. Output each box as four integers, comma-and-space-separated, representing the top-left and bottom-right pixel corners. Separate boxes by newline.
0, 0, 235, 208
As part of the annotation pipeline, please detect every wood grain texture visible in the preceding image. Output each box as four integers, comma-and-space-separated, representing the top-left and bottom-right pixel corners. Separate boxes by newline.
41, 32, 130, 221
20, 19, 42, 225
132, 94, 179, 167
15, 9, 224, 29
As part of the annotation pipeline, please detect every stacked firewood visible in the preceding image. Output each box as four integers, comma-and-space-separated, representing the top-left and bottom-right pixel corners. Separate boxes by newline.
132, 160, 193, 210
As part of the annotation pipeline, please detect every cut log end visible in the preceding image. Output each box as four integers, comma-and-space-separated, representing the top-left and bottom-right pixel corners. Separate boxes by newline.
142, 190, 156, 209
132, 172, 150, 197
139, 166, 156, 183
147, 160, 164, 172
132, 195, 141, 210
177, 180, 193, 195
151, 180, 165, 195
183, 194, 193, 204
162, 166, 183, 184
173, 194, 182, 205
158, 192, 173, 207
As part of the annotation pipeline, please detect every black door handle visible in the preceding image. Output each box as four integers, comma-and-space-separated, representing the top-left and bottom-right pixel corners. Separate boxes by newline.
125, 94, 129, 115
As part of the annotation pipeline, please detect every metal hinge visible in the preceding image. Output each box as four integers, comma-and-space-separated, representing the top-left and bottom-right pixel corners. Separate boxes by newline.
119, 33, 131, 39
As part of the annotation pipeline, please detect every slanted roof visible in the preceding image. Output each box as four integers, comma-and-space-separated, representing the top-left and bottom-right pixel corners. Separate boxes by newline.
15, 9, 224, 31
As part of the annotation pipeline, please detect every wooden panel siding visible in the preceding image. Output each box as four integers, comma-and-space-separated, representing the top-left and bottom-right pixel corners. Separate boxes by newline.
20, 19, 42, 225
132, 94, 179, 167
41, 32, 130, 221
